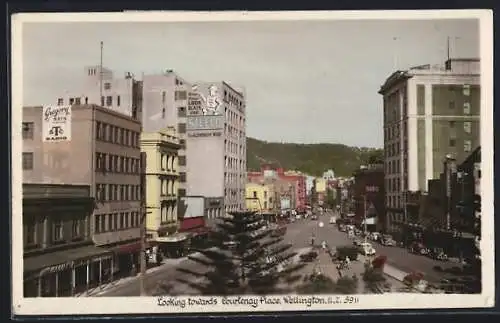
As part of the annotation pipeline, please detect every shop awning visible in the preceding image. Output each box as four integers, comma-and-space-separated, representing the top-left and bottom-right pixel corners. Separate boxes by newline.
24, 244, 113, 275
179, 216, 205, 232
155, 232, 190, 243
112, 241, 147, 254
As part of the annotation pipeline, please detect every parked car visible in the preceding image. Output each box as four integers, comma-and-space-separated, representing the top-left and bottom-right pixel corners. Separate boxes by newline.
353, 239, 364, 247
329, 216, 336, 224
339, 224, 347, 232
409, 242, 430, 255
311, 214, 318, 220
380, 238, 395, 246
429, 248, 448, 261
358, 242, 376, 256
380, 235, 396, 246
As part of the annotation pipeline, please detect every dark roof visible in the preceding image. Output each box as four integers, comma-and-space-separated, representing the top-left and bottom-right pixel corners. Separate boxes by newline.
24, 245, 113, 274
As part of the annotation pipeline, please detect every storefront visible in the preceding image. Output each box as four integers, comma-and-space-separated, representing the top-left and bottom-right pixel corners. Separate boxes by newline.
179, 216, 211, 251
23, 244, 113, 297
155, 233, 191, 258
110, 240, 145, 278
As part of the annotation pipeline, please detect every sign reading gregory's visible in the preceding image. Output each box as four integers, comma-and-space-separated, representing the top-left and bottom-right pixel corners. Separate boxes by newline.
42, 105, 72, 142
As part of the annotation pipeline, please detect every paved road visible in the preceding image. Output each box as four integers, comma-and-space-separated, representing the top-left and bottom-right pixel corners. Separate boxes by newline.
284, 212, 459, 284
99, 212, 457, 296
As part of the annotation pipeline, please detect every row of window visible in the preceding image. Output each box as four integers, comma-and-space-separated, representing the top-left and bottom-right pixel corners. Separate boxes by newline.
449, 101, 472, 114
57, 97, 87, 106
225, 140, 245, 156
160, 154, 178, 171
224, 90, 244, 109
96, 122, 140, 147
225, 108, 245, 127
159, 204, 177, 224
95, 184, 141, 202
100, 95, 122, 108
160, 178, 178, 196
224, 156, 245, 170
25, 218, 84, 247
386, 176, 404, 193
96, 153, 140, 174
449, 121, 473, 133
94, 211, 141, 233
449, 138, 473, 152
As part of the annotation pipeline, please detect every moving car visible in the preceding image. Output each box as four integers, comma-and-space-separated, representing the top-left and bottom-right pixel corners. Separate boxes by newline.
311, 214, 318, 220
358, 242, 376, 256
329, 216, 337, 224
368, 232, 381, 241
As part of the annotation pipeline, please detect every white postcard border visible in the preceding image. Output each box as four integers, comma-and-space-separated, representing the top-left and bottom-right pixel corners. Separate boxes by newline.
11, 10, 495, 315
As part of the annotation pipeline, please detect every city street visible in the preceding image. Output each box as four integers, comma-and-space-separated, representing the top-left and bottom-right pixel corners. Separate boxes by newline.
285, 211, 461, 284
97, 211, 459, 297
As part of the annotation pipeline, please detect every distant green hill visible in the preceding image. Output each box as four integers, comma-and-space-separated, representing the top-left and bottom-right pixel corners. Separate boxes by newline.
246, 137, 383, 177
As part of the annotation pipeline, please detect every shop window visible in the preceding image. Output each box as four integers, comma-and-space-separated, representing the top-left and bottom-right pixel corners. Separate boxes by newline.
72, 219, 82, 239
52, 219, 64, 243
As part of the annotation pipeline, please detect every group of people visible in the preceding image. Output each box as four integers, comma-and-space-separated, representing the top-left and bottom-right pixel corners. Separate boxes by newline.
310, 233, 351, 272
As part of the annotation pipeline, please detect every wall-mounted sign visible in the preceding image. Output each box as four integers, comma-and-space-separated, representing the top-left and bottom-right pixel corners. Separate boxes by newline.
187, 131, 223, 138
189, 84, 223, 116
365, 186, 379, 193
187, 115, 224, 131
42, 105, 72, 142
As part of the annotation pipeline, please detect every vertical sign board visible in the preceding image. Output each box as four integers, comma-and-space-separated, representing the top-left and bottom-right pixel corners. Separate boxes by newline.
42, 105, 72, 142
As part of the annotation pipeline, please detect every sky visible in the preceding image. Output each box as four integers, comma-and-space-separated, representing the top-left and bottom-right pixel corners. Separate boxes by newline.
22, 18, 479, 148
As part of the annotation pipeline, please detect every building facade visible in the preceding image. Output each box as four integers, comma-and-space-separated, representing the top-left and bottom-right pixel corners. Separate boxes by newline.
140, 127, 180, 247
352, 164, 386, 232
185, 82, 247, 216
142, 70, 189, 201
245, 182, 275, 213
56, 66, 143, 119
23, 104, 143, 277
23, 184, 113, 297
379, 58, 481, 233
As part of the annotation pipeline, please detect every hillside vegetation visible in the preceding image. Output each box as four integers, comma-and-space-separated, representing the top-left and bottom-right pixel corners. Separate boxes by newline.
246, 137, 383, 177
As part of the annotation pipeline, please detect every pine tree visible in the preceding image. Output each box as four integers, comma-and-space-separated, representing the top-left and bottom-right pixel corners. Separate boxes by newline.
174, 211, 305, 295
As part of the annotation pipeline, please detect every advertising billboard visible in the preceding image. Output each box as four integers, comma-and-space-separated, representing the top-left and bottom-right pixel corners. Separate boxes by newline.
42, 105, 72, 142
187, 83, 224, 137
180, 196, 205, 219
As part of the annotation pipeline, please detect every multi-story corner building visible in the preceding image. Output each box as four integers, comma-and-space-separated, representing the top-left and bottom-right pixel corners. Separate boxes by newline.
378, 58, 481, 233
142, 70, 189, 201
185, 82, 247, 217
140, 127, 181, 256
23, 104, 143, 277
56, 66, 143, 119
245, 182, 275, 213
23, 184, 114, 298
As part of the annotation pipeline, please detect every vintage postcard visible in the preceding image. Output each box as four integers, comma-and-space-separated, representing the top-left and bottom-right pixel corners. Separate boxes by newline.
11, 10, 494, 316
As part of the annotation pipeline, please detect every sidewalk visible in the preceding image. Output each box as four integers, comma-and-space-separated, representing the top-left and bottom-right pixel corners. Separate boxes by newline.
75, 257, 186, 297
